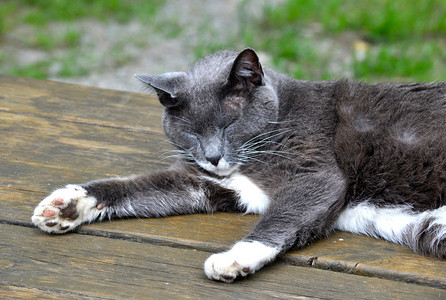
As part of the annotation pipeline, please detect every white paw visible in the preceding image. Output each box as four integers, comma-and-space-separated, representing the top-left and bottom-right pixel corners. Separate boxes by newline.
31, 185, 103, 234
204, 241, 279, 283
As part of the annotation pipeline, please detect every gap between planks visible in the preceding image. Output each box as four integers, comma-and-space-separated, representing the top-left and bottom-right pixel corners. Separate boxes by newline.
2, 223, 445, 300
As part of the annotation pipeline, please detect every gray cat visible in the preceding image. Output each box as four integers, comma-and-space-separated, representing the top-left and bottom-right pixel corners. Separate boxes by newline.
32, 48, 446, 282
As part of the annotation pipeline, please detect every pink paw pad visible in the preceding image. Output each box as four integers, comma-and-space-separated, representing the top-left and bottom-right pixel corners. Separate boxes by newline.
43, 209, 56, 217
52, 198, 65, 206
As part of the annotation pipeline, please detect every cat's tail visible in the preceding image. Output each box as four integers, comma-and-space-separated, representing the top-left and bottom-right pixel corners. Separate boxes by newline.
402, 206, 446, 258
334, 203, 446, 259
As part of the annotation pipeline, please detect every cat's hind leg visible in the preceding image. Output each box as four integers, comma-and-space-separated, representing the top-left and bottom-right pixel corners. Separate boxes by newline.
31, 185, 105, 234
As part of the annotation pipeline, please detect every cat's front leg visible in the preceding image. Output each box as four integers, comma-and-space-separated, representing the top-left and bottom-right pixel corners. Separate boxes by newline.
204, 241, 280, 282
32, 169, 240, 234
204, 170, 346, 282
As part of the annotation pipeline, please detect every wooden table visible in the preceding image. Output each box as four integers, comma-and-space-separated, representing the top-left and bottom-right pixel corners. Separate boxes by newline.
1, 75, 445, 299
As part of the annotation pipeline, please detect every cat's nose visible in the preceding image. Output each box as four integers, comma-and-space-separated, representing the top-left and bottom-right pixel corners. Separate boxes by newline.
206, 155, 222, 167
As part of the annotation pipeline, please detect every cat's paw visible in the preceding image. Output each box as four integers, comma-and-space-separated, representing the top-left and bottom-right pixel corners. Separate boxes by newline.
31, 185, 104, 234
204, 241, 279, 283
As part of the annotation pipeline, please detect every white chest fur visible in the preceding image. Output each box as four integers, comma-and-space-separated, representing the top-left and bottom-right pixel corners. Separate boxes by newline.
223, 173, 270, 214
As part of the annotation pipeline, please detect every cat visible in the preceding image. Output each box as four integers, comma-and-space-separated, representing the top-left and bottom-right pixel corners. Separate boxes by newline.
32, 48, 446, 283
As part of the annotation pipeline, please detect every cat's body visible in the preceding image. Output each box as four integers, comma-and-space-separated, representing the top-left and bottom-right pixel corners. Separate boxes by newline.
32, 49, 446, 282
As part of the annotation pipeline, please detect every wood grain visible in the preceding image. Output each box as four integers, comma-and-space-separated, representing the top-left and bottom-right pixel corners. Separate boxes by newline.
0, 74, 163, 131
286, 231, 446, 288
1, 224, 444, 300
1, 75, 446, 297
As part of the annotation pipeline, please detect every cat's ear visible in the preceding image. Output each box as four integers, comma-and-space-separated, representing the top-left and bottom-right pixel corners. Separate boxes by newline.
134, 72, 186, 108
228, 48, 264, 90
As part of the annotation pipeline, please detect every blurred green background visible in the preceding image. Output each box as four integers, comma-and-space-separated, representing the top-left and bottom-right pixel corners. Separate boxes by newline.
1, 0, 446, 87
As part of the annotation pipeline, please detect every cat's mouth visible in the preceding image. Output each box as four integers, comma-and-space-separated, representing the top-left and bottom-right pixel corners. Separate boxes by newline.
197, 158, 239, 177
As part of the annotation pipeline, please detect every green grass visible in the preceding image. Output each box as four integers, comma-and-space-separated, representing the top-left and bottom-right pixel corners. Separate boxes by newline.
194, 0, 446, 82
263, 0, 446, 42
1, 0, 446, 82
4, 0, 163, 26
0, 0, 166, 79
353, 42, 443, 81
241, 0, 446, 82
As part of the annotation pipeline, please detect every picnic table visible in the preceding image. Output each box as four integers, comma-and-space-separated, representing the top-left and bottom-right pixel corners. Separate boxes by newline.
1, 75, 445, 299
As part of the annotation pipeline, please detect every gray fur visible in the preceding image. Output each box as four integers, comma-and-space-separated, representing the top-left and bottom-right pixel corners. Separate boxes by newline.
44, 48, 446, 278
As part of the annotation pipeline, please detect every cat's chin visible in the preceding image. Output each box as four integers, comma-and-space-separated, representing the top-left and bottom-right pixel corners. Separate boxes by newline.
212, 166, 239, 177
198, 160, 239, 177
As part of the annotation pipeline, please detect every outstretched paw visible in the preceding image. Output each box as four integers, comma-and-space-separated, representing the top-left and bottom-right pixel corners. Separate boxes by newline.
32, 185, 104, 234
204, 241, 279, 283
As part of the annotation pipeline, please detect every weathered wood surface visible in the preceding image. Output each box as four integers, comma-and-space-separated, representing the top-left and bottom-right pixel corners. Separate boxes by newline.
2, 223, 445, 300
1, 75, 446, 298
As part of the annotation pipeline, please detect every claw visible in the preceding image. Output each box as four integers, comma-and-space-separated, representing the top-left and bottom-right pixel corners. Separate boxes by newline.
221, 274, 235, 281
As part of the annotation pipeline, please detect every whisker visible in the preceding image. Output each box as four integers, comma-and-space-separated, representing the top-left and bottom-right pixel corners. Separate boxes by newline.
241, 128, 294, 151
236, 154, 269, 165
267, 120, 294, 125
244, 150, 296, 160
241, 128, 290, 148
159, 155, 182, 162
160, 138, 174, 145
170, 115, 192, 125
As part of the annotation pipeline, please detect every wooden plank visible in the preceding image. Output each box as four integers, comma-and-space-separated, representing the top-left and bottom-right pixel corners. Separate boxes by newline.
0, 285, 86, 300
286, 232, 446, 288
0, 75, 163, 132
0, 111, 170, 175
1, 224, 445, 300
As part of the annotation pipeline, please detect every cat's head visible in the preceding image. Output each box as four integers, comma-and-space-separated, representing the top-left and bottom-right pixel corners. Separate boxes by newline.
135, 48, 279, 176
